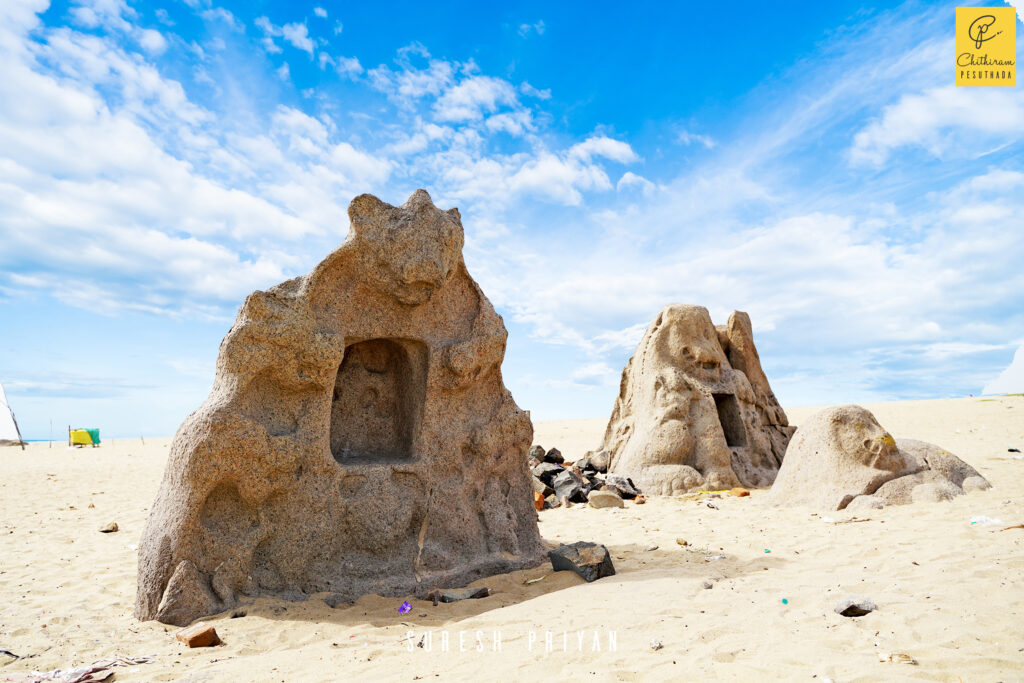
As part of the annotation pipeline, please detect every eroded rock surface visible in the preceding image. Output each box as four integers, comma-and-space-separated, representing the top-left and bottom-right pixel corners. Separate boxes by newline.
602, 304, 794, 495
767, 405, 991, 510
136, 190, 544, 625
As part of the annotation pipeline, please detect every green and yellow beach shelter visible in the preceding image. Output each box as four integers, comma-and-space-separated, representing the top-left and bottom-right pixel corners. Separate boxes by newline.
69, 427, 100, 447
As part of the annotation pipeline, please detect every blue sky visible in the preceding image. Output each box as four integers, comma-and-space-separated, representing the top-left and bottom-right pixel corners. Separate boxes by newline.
1, 0, 1023, 439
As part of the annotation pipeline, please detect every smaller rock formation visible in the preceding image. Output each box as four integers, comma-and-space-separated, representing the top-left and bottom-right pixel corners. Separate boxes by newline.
767, 405, 991, 510
601, 304, 795, 495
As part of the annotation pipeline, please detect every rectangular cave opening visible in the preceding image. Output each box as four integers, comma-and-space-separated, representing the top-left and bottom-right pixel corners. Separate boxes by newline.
713, 393, 747, 448
330, 338, 428, 465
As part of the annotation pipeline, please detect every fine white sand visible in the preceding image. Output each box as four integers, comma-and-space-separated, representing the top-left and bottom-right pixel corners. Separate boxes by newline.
1, 396, 1022, 681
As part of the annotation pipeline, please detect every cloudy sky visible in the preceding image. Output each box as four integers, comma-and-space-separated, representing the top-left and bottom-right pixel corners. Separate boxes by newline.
1, 0, 1022, 439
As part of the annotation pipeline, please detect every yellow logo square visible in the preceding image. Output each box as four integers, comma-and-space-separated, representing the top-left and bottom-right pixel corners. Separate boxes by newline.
956, 7, 1017, 86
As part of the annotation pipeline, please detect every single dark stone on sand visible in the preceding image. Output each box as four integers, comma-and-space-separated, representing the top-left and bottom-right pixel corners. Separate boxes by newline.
835, 596, 876, 617
548, 542, 616, 582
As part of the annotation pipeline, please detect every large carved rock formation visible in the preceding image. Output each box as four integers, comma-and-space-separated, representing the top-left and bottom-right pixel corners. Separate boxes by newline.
136, 190, 544, 626
602, 304, 795, 495
767, 405, 992, 510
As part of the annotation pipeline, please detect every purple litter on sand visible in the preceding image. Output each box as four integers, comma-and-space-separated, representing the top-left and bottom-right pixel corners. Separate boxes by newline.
399, 601, 411, 614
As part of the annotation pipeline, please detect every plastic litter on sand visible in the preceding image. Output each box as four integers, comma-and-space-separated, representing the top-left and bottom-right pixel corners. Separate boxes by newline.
969, 516, 1003, 527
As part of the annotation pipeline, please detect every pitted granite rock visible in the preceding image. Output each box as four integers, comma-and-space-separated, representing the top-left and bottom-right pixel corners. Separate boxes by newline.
136, 190, 544, 625
601, 305, 795, 495
767, 405, 991, 510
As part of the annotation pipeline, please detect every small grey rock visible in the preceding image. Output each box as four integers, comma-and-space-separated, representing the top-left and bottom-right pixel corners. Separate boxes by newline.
427, 587, 490, 603
532, 462, 565, 485
529, 445, 546, 460
551, 470, 584, 502
650, 640, 663, 650
702, 581, 713, 589
605, 474, 640, 499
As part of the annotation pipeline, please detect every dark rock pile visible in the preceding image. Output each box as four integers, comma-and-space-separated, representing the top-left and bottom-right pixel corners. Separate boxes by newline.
530, 445, 642, 509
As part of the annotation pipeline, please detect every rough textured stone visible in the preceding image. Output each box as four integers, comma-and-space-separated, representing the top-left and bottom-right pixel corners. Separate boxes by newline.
587, 490, 624, 509
602, 305, 794, 495
584, 450, 610, 473
531, 462, 565, 485
768, 405, 991, 511
605, 475, 640, 499
543, 448, 564, 464
531, 476, 554, 498
548, 542, 615, 582
528, 445, 546, 460
551, 470, 584, 502
136, 190, 544, 626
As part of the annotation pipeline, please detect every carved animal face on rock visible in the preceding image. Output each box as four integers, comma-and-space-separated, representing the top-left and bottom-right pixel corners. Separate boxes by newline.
830, 406, 904, 472
655, 306, 726, 384
348, 190, 464, 306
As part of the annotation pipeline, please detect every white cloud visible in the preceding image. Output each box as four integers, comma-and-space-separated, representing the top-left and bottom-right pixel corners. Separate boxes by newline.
485, 111, 533, 136
433, 76, 519, 122
136, 28, 166, 55
616, 171, 656, 196
313, 7, 327, 18
677, 129, 716, 149
0, 4, 399, 320
200, 8, 243, 31
520, 81, 551, 100
518, 20, 545, 37
369, 56, 454, 103
276, 62, 290, 81
983, 344, 1024, 394
254, 16, 282, 54
569, 136, 639, 163
70, 0, 135, 32
850, 86, 1024, 166
571, 361, 616, 384
281, 22, 314, 55
334, 55, 362, 78
254, 17, 315, 56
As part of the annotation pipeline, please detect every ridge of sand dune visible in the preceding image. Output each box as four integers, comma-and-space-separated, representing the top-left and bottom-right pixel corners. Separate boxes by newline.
1, 396, 1022, 680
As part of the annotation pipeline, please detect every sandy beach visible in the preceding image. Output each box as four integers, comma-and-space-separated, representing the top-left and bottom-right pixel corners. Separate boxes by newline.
1, 396, 1022, 681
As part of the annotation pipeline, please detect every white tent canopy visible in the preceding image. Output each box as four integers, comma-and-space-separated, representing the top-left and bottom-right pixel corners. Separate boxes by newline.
0, 382, 26, 448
